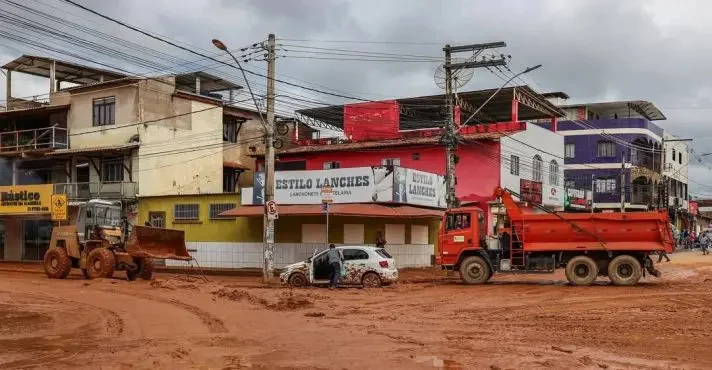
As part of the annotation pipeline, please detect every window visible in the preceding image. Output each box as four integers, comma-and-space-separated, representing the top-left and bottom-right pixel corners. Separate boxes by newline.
679, 152, 682, 164
446, 213, 471, 231
510, 155, 520, 176
565, 143, 575, 159
597, 141, 616, 157
549, 160, 559, 186
595, 178, 617, 193
672, 149, 676, 162
92, 96, 115, 126
275, 160, 306, 171
102, 160, 123, 182
532, 155, 543, 182
381, 158, 401, 166
148, 212, 166, 228
323, 161, 341, 170
209, 203, 236, 219
174, 204, 199, 220
342, 248, 369, 261
223, 118, 239, 143
223, 167, 239, 193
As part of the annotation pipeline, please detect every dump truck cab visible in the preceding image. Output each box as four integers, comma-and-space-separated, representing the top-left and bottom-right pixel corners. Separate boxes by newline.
437, 187, 674, 286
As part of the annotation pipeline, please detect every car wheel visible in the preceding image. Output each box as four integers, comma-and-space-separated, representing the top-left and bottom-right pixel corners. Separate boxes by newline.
288, 272, 308, 288
361, 272, 381, 288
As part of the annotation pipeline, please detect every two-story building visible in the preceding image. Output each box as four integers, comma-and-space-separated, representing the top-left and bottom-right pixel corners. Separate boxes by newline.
0, 54, 266, 262
542, 99, 668, 212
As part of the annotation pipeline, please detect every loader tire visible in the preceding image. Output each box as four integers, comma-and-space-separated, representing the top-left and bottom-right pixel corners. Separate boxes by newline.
565, 256, 598, 286
139, 259, 153, 280
459, 256, 491, 284
86, 248, 116, 279
44, 248, 72, 279
607, 255, 642, 286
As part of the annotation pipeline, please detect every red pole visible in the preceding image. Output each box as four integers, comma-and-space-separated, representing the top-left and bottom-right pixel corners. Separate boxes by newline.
511, 99, 519, 123
550, 116, 558, 133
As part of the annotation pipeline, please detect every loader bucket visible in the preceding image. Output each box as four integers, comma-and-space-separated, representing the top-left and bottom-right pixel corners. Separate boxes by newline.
125, 226, 192, 261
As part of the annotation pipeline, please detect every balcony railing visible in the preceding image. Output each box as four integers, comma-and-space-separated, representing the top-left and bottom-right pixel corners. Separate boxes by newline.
0, 127, 68, 153
53, 182, 137, 200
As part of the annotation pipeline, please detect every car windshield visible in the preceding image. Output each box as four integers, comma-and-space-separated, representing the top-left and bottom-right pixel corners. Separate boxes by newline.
376, 249, 392, 258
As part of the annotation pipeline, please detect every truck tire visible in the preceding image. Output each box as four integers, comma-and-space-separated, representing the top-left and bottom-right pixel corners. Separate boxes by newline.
43, 248, 72, 279
565, 256, 598, 286
459, 256, 491, 284
86, 248, 116, 279
607, 255, 642, 286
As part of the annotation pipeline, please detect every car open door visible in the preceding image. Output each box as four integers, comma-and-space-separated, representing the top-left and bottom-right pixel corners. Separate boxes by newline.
308, 248, 318, 283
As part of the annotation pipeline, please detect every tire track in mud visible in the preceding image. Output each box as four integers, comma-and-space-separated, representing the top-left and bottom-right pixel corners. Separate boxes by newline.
99, 289, 228, 334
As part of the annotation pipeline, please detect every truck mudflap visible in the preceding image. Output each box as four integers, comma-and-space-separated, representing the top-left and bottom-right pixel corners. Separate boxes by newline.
644, 256, 661, 278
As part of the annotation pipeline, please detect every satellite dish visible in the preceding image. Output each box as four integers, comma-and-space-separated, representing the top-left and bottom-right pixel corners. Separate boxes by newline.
434, 57, 474, 90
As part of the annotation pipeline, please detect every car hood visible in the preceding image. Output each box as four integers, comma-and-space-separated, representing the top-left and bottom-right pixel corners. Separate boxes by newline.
281, 260, 309, 275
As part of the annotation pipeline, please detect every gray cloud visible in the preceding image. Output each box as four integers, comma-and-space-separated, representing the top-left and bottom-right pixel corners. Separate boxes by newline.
2, 0, 712, 192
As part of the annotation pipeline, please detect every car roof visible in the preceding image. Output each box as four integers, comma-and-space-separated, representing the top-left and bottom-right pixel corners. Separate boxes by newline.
336, 245, 382, 250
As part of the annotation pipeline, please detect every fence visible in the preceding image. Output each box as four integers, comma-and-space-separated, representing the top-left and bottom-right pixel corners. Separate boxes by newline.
0, 126, 68, 152
164, 242, 434, 269
54, 182, 138, 200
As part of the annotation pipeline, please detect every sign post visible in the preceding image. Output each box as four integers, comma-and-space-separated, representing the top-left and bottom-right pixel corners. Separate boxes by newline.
266, 200, 279, 221
321, 185, 333, 245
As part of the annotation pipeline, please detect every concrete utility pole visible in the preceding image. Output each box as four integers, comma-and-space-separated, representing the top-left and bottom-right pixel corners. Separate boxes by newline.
263, 33, 277, 283
441, 42, 507, 209
620, 150, 626, 213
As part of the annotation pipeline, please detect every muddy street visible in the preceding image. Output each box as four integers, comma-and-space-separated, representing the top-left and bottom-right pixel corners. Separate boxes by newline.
1, 252, 711, 369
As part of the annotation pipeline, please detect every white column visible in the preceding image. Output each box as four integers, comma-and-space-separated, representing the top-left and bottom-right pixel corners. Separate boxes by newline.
49, 60, 56, 93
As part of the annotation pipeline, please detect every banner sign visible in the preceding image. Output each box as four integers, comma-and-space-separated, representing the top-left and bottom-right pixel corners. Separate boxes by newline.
566, 187, 592, 210
520, 179, 542, 205
0, 184, 53, 215
542, 184, 565, 207
252, 167, 394, 205
393, 167, 446, 208
246, 166, 446, 208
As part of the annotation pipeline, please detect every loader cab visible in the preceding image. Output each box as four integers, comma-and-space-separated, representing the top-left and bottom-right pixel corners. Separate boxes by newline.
76, 200, 122, 242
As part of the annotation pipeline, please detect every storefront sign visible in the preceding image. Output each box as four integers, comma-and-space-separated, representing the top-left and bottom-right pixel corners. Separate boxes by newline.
393, 167, 446, 208
50, 194, 68, 221
542, 184, 564, 207
0, 185, 53, 215
252, 167, 394, 205
689, 201, 699, 216
566, 187, 592, 210
520, 179, 542, 205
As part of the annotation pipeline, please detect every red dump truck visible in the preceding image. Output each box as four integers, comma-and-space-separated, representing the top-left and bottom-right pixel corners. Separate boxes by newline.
436, 187, 675, 286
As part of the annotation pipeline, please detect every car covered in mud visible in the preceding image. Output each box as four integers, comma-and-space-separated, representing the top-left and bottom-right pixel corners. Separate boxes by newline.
280, 246, 398, 288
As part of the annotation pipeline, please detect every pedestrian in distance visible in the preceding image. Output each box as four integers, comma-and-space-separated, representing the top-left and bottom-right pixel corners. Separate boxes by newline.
376, 231, 386, 249
327, 244, 344, 289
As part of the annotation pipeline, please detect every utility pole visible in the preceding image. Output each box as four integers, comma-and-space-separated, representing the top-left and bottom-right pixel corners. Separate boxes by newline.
620, 150, 626, 213
591, 175, 595, 214
441, 42, 507, 208
263, 33, 277, 283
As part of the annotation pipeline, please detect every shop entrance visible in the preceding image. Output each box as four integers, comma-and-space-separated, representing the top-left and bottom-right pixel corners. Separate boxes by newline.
22, 220, 52, 261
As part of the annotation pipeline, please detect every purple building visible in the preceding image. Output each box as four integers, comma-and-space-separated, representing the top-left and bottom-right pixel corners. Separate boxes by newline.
540, 99, 667, 212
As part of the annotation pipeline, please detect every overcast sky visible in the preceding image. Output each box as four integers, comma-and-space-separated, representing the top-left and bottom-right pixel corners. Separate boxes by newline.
2, 0, 712, 195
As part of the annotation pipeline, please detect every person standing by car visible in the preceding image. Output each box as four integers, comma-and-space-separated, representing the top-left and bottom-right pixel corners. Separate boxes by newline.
327, 244, 344, 289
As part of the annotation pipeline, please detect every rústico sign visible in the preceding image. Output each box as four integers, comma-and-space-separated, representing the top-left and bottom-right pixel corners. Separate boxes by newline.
0, 185, 53, 215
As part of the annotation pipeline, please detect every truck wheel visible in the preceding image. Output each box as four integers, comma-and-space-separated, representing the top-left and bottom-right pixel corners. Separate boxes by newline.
459, 256, 491, 284
607, 255, 642, 286
126, 269, 137, 281
44, 248, 72, 279
86, 248, 116, 279
565, 256, 598, 286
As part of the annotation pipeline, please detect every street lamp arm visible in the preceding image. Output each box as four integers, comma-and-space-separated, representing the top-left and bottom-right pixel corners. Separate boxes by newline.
457, 64, 542, 132
212, 39, 268, 130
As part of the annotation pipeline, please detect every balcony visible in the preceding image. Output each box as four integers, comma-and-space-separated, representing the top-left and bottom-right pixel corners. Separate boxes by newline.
0, 126, 68, 153
53, 182, 137, 201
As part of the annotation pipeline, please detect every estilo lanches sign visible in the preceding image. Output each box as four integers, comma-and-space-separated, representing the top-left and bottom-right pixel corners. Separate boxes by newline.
248, 166, 446, 208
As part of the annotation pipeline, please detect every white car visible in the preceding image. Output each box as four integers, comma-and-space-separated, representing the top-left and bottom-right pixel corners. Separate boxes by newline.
280, 246, 398, 288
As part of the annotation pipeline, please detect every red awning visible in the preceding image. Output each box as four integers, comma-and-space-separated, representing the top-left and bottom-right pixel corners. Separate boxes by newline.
221, 203, 444, 219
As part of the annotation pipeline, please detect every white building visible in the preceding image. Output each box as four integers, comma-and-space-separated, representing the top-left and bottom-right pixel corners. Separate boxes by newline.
663, 132, 689, 210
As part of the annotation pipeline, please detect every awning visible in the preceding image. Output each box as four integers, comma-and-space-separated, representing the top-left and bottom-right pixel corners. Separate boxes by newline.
223, 160, 250, 170
221, 203, 444, 219
46, 143, 139, 156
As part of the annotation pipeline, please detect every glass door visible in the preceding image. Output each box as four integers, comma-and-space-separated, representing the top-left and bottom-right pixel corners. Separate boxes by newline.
23, 220, 52, 261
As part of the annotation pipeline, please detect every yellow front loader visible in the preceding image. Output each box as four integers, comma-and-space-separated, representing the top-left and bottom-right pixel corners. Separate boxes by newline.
43, 199, 191, 280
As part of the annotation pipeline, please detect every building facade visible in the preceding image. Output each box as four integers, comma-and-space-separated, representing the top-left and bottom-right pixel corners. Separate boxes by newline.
0, 54, 264, 262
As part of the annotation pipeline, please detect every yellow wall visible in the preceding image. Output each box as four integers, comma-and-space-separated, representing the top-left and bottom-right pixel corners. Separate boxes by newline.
137, 194, 262, 243
138, 194, 442, 249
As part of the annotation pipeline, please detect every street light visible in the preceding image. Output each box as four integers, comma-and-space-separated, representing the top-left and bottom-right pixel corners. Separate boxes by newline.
457, 64, 542, 131
211, 39, 266, 129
